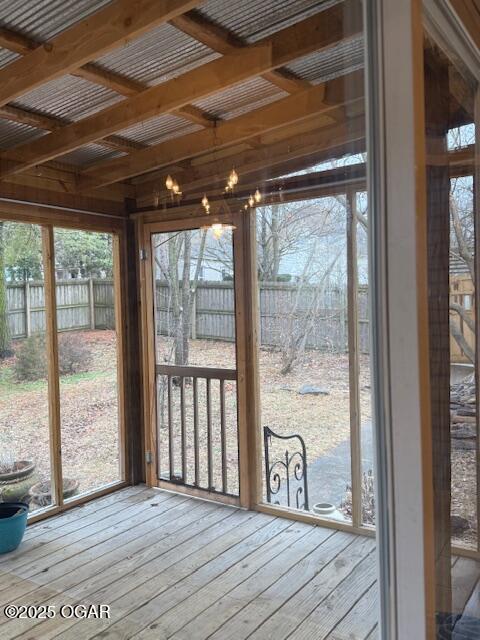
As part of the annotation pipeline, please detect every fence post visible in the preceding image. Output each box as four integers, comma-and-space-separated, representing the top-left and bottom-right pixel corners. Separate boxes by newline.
89, 278, 95, 330
25, 281, 31, 337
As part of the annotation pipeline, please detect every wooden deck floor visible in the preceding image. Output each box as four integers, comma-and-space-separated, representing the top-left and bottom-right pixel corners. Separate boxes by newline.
0, 485, 380, 639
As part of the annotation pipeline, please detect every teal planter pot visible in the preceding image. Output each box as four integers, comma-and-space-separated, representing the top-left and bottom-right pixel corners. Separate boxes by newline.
0, 502, 28, 554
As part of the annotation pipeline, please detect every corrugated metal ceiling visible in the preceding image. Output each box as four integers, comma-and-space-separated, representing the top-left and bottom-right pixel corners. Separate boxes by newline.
0, 48, 19, 69
286, 36, 364, 84
57, 143, 125, 167
0, 0, 112, 41
12, 75, 123, 122
117, 113, 202, 146
0, 0, 365, 168
198, 0, 339, 43
0, 119, 46, 150
95, 22, 220, 87
194, 77, 288, 121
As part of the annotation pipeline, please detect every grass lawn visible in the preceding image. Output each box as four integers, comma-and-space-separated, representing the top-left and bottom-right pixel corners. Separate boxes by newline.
0, 330, 121, 505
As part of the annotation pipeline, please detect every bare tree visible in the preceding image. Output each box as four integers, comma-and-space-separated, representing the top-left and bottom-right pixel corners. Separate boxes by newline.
449, 176, 475, 364
279, 245, 342, 374
154, 229, 207, 367
256, 197, 347, 374
256, 200, 338, 281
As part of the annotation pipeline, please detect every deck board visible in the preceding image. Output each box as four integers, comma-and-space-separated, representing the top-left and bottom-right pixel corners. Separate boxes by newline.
0, 486, 379, 640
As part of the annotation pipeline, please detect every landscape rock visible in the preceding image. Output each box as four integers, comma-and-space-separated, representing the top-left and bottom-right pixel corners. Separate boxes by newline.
451, 515, 471, 534
298, 385, 330, 396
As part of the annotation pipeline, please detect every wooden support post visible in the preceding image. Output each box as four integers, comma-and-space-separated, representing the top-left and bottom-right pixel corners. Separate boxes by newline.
123, 216, 144, 485
347, 189, 362, 528
24, 280, 31, 337
113, 233, 128, 483
233, 210, 262, 508
424, 45, 452, 616
89, 277, 95, 330
41, 226, 63, 509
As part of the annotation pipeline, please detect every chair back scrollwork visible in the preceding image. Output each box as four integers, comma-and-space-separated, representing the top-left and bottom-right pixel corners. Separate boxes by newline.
263, 426, 309, 511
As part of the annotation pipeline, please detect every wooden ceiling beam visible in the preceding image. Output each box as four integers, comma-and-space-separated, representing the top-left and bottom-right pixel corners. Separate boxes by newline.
169, 11, 244, 53
0, 25, 147, 97
77, 70, 365, 189
0, 0, 201, 107
169, 7, 337, 95
0, 27, 36, 55
73, 63, 145, 97
189, 162, 367, 205
0, 26, 214, 158
0, 7, 362, 179
134, 164, 367, 220
0, 104, 145, 154
175, 104, 217, 128
134, 107, 365, 193
136, 115, 366, 201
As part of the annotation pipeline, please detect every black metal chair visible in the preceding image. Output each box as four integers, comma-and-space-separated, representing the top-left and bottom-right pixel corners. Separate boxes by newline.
263, 426, 309, 511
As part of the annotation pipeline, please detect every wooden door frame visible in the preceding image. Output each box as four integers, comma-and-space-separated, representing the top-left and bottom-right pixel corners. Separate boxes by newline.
139, 209, 257, 508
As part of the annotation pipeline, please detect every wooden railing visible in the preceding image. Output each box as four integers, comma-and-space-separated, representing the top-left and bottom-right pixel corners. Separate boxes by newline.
155, 364, 239, 497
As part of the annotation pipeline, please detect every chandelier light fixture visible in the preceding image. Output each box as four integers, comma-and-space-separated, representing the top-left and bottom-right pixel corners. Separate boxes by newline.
225, 168, 239, 193
201, 221, 236, 240
164, 174, 181, 201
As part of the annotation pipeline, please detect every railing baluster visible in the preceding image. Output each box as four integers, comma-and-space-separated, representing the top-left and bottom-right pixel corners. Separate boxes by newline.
180, 376, 186, 482
193, 376, 199, 487
158, 365, 239, 498
167, 375, 173, 480
206, 378, 213, 490
220, 378, 227, 494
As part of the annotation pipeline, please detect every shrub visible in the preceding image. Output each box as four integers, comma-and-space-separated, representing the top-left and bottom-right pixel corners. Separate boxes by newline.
58, 333, 92, 375
13, 332, 92, 381
13, 334, 47, 381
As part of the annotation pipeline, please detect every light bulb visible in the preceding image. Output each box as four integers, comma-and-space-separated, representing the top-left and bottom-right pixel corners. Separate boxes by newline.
205, 204, 210, 213
202, 194, 209, 208
244, 204, 248, 210
254, 189, 262, 203
212, 223, 223, 239
248, 195, 255, 207
229, 169, 238, 185
165, 175, 173, 190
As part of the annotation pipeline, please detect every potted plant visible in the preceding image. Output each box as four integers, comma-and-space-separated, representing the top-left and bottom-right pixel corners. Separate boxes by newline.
0, 454, 37, 503
0, 502, 29, 553
29, 478, 79, 508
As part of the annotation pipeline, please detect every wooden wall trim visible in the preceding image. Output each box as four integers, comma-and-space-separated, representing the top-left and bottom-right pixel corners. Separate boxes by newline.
0, 199, 125, 231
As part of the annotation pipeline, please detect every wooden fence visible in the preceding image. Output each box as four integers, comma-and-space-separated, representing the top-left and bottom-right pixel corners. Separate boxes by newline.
450, 273, 475, 365
6, 278, 115, 338
156, 281, 371, 353
6, 279, 369, 352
